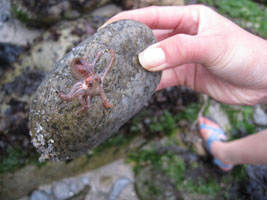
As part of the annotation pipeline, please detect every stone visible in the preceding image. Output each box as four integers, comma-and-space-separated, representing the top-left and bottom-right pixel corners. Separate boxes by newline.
253, 104, 267, 126
29, 20, 161, 161
207, 100, 231, 131
91, 4, 122, 18
10, 0, 111, 27
109, 178, 132, 200
91, 4, 122, 28
30, 190, 51, 200
0, 0, 42, 46
51, 178, 88, 200
51, 180, 70, 200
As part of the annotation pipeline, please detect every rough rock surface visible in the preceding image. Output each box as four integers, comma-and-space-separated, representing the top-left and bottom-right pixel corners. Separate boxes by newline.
29, 20, 161, 161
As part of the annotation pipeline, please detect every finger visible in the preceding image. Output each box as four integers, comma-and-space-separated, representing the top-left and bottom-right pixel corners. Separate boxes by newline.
102, 6, 200, 35
138, 33, 226, 71
152, 29, 175, 42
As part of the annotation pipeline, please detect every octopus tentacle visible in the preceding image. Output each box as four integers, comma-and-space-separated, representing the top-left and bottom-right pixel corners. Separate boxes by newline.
59, 82, 84, 101
101, 49, 115, 86
100, 87, 113, 108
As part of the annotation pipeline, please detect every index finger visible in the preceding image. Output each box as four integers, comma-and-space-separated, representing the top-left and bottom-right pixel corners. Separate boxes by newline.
103, 6, 200, 35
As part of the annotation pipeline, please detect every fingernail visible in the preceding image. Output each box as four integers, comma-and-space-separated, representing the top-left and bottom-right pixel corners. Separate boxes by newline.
138, 47, 165, 70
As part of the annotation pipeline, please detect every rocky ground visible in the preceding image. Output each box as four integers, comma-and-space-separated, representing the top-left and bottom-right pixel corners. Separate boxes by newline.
1, 0, 267, 200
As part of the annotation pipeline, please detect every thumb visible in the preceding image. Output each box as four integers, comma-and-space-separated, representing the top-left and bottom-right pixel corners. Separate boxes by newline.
139, 34, 224, 71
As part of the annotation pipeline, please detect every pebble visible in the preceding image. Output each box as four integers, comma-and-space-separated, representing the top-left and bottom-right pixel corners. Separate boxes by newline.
30, 190, 51, 200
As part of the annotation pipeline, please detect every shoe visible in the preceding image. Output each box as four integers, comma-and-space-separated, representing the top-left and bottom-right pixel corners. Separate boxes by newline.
198, 116, 233, 172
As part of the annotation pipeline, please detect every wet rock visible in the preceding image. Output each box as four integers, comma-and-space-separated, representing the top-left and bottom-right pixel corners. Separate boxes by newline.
2, 70, 45, 97
109, 178, 132, 200
0, 43, 22, 67
253, 104, 267, 126
52, 180, 71, 199
51, 177, 90, 200
30, 190, 51, 200
0, 0, 42, 46
245, 165, 267, 200
11, 0, 112, 27
231, 165, 267, 200
207, 100, 231, 131
92, 4, 121, 18
91, 4, 122, 28
30, 20, 161, 161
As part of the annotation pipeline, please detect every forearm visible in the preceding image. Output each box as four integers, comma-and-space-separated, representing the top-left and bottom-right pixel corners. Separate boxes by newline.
219, 129, 267, 165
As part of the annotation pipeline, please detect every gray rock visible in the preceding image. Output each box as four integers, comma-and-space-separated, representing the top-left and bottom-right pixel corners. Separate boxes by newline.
52, 180, 70, 200
207, 100, 231, 131
92, 4, 122, 18
30, 190, 51, 200
91, 4, 122, 27
29, 20, 161, 161
253, 104, 267, 126
11, 0, 111, 26
109, 178, 132, 200
51, 178, 89, 200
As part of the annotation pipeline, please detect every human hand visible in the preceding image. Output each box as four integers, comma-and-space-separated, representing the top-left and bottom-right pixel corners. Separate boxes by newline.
103, 5, 267, 105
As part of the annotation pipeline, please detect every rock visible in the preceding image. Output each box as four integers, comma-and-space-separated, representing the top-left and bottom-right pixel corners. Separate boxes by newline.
207, 100, 231, 131
0, 0, 42, 46
91, 4, 122, 18
0, 43, 22, 68
231, 165, 267, 200
109, 178, 132, 200
121, 0, 184, 9
51, 177, 90, 199
30, 190, 51, 200
52, 180, 71, 200
11, 0, 112, 27
244, 165, 267, 200
253, 104, 267, 126
51, 178, 89, 200
91, 4, 122, 28
29, 20, 161, 161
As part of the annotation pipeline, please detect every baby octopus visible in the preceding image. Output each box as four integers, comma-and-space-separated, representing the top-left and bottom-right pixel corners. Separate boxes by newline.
58, 49, 115, 112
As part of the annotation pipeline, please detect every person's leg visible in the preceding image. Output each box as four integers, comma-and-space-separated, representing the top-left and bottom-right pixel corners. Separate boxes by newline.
198, 116, 267, 171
